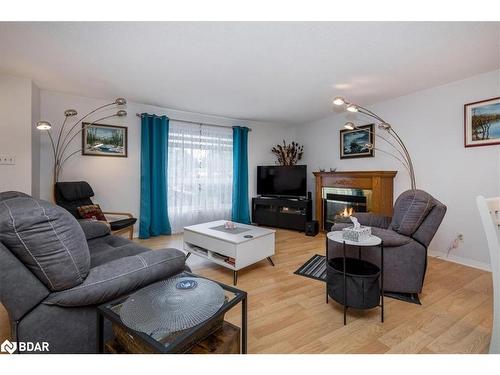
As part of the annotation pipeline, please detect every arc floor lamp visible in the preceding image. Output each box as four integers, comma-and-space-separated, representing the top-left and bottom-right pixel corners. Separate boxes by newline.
36, 98, 128, 198
333, 96, 416, 190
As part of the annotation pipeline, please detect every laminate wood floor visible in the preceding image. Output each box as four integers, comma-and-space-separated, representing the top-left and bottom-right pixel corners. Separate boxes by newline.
0, 229, 493, 353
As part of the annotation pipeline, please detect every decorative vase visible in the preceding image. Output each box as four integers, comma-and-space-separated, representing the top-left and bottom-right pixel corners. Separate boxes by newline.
271, 140, 304, 166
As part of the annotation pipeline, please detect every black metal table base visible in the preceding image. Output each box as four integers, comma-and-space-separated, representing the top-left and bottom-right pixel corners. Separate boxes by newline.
267, 256, 275, 267
242, 294, 248, 354
325, 236, 384, 325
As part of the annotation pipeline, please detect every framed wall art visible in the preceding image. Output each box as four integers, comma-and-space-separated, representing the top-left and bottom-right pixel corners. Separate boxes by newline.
340, 124, 374, 159
82, 123, 128, 157
464, 97, 500, 148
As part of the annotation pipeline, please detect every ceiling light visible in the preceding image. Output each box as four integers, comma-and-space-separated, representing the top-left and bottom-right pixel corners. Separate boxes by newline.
117, 110, 127, 117
344, 122, 356, 130
36, 121, 52, 130
365, 143, 374, 150
333, 96, 346, 106
115, 98, 127, 105
346, 105, 358, 113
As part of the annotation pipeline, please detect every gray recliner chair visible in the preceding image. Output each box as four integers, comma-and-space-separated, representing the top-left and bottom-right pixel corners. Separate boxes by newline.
328, 189, 446, 294
0, 191, 185, 353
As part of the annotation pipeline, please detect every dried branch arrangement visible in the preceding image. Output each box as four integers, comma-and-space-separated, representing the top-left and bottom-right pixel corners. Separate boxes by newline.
271, 140, 304, 166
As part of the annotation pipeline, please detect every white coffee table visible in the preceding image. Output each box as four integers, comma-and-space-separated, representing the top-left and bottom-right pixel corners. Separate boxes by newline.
183, 220, 276, 285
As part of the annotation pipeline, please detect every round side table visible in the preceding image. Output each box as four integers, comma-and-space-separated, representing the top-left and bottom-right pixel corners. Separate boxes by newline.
326, 231, 384, 325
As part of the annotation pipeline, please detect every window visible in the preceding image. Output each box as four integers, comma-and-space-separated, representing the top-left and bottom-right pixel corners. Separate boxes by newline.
168, 121, 233, 233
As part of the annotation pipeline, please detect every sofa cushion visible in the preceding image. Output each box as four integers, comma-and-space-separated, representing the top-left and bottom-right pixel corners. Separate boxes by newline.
390, 190, 435, 236
352, 212, 391, 229
88, 235, 150, 267
0, 197, 90, 291
0, 191, 30, 202
44, 248, 186, 307
371, 227, 413, 247
78, 219, 111, 240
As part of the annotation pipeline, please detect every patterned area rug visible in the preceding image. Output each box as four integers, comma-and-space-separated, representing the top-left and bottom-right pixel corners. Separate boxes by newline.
294, 254, 421, 305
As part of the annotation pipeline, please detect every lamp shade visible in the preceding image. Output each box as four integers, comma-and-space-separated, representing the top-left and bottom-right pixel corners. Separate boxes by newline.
344, 122, 356, 130
333, 96, 346, 106
36, 121, 52, 130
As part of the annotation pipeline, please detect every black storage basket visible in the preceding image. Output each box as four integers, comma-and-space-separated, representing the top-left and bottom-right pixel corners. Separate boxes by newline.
327, 257, 380, 309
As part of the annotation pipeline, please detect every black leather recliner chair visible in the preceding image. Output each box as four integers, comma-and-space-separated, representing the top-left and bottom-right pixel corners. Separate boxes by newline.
55, 181, 137, 239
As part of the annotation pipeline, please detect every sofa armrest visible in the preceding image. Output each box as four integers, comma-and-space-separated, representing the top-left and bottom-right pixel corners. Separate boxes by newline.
78, 219, 111, 240
43, 248, 185, 307
371, 227, 413, 247
102, 211, 134, 218
329, 225, 412, 247
0, 242, 50, 321
353, 212, 391, 229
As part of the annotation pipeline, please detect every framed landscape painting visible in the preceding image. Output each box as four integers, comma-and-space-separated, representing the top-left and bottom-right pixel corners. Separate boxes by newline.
82, 123, 128, 157
464, 97, 500, 148
340, 124, 374, 159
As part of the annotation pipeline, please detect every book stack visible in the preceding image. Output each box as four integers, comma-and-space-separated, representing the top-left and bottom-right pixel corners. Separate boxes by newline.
212, 252, 236, 266
186, 243, 208, 256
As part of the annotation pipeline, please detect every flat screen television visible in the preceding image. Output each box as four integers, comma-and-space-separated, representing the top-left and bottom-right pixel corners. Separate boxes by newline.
257, 165, 307, 198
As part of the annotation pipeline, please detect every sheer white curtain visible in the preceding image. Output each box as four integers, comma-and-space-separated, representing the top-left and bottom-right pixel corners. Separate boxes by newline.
168, 121, 233, 233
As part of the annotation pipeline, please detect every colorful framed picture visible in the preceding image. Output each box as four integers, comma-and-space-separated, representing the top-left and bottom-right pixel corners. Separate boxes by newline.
464, 97, 500, 148
340, 124, 374, 159
82, 123, 128, 157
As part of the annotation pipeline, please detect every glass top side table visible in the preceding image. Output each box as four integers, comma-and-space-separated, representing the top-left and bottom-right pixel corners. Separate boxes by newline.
97, 271, 247, 353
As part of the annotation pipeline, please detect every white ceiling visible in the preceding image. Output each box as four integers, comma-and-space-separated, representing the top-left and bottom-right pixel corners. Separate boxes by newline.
0, 22, 499, 124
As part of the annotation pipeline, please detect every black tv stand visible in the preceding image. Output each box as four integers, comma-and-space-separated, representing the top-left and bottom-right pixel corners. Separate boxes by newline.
252, 197, 312, 232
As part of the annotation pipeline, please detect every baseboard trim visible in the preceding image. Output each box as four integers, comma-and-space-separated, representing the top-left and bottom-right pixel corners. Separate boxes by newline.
428, 250, 491, 272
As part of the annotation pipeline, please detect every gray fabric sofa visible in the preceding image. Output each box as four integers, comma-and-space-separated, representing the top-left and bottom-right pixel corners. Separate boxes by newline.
0, 191, 186, 353
328, 190, 446, 294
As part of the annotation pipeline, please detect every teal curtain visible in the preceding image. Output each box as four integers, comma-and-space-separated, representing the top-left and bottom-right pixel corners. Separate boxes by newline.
232, 126, 250, 224
139, 114, 172, 238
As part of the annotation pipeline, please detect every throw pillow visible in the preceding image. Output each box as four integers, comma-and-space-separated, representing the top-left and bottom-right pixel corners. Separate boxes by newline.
77, 204, 107, 221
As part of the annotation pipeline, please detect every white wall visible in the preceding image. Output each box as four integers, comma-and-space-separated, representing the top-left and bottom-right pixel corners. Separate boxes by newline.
31, 81, 41, 198
295, 69, 500, 270
39, 90, 294, 233
0, 74, 39, 195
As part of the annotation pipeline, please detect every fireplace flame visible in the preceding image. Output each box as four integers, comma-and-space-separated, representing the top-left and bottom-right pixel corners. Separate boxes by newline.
340, 207, 354, 217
